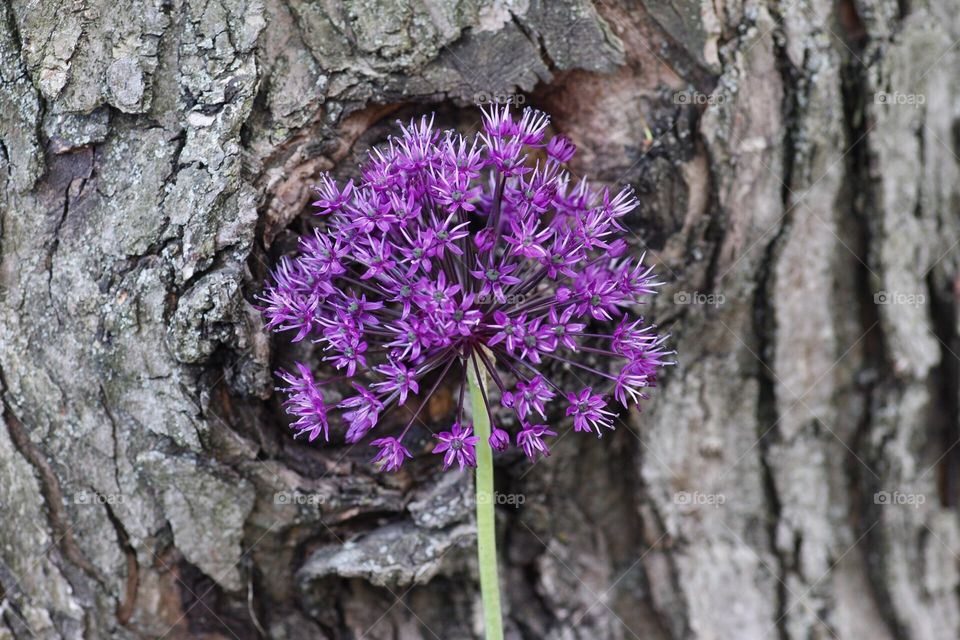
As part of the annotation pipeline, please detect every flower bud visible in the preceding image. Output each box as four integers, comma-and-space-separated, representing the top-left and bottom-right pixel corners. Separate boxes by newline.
489, 427, 510, 452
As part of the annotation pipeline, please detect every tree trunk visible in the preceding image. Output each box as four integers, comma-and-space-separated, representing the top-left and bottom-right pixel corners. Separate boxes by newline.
1, 0, 959, 638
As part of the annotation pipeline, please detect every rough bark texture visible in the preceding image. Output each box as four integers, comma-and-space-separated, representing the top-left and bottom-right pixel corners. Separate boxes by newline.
1, 0, 959, 638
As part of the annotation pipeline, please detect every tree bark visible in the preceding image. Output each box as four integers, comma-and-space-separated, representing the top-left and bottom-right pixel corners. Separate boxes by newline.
1, 0, 959, 638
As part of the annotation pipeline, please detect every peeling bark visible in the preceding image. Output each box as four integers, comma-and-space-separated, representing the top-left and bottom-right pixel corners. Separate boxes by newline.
2, 0, 960, 638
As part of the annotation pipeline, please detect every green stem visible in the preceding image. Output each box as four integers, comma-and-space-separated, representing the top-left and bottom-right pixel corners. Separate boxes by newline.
468, 353, 504, 640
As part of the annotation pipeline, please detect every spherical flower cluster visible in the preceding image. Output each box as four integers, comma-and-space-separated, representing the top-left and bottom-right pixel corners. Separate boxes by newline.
260, 105, 672, 471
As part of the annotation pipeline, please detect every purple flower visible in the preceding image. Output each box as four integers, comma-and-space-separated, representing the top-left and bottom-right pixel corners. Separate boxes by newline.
323, 330, 367, 377
614, 361, 651, 408
566, 388, 616, 436
502, 376, 554, 421
339, 384, 383, 443
371, 437, 413, 472
517, 317, 553, 363
489, 427, 510, 452
372, 362, 419, 404
258, 258, 321, 342
515, 108, 550, 146
434, 423, 480, 471
505, 217, 553, 259
277, 363, 330, 442
348, 191, 395, 233
517, 424, 556, 461
485, 137, 526, 176
398, 227, 434, 276
545, 307, 585, 352
428, 213, 469, 259
488, 311, 527, 354
354, 235, 395, 279
337, 292, 383, 328
259, 105, 673, 471
383, 280, 417, 317
471, 258, 522, 304
385, 317, 428, 360
433, 171, 483, 213
539, 231, 581, 279
441, 134, 484, 175
301, 230, 348, 276
546, 135, 576, 163
612, 315, 657, 356
449, 294, 483, 336
312, 175, 354, 215
414, 271, 460, 314
481, 106, 516, 138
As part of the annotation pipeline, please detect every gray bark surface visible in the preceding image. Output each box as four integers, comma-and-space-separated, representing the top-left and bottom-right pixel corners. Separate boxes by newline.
1, 0, 959, 638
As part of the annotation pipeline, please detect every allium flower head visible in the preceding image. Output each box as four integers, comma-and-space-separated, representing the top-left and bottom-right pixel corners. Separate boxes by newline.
260, 105, 673, 470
